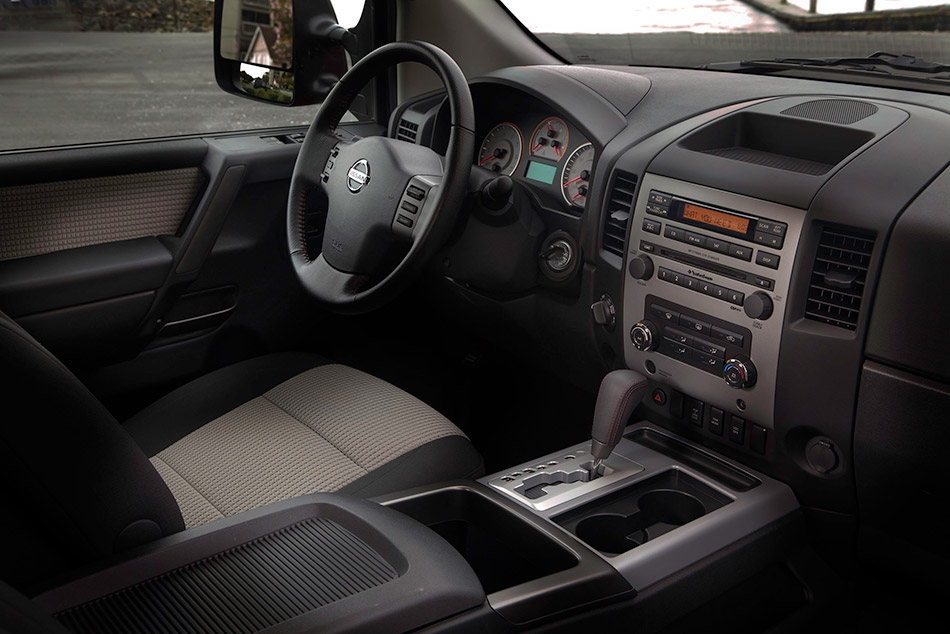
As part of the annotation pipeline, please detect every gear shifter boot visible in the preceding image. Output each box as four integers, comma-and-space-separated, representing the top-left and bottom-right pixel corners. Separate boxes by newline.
590, 370, 648, 476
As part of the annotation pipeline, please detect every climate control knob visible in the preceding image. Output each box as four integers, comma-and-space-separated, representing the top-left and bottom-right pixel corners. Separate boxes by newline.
723, 358, 757, 389
628, 255, 654, 280
743, 292, 773, 320
630, 320, 658, 351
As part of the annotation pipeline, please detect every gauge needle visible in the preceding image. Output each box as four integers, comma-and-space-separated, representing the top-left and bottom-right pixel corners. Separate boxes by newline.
563, 175, 583, 187
572, 191, 584, 200
554, 145, 561, 157
479, 154, 496, 165
532, 141, 543, 151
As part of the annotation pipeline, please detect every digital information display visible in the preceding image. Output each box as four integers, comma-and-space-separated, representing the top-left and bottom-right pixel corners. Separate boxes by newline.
682, 203, 750, 235
525, 161, 557, 185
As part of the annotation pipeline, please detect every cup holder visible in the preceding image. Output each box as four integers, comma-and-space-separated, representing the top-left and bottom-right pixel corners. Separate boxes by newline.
574, 489, 707, 555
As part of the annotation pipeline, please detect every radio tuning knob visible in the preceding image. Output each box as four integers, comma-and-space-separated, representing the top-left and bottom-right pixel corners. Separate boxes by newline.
723, 358, 757, 389
630, 320, 658, 351
628, 255, 654, 280
743, 291, 774, 320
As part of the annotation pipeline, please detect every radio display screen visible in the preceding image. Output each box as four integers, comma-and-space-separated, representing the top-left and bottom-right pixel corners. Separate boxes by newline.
682, 203, 750, 235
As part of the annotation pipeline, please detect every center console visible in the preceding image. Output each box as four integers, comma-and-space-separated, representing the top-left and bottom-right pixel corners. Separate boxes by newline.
623, 173, 806, 453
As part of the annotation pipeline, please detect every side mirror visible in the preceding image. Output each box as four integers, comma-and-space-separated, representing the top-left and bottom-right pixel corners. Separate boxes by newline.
214, 0, 356, 106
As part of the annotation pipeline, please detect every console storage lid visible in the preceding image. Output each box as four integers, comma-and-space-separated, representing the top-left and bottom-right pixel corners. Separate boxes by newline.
35, 494, 485, 634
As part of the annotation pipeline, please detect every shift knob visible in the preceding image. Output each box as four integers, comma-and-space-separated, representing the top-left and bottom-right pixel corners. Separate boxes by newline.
590, 370, 649, 474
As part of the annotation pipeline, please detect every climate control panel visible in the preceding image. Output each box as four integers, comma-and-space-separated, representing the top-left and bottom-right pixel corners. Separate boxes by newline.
623, 174, 805, 430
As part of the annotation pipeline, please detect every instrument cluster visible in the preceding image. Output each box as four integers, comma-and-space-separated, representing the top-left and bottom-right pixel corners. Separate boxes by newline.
476, 115, 594, 212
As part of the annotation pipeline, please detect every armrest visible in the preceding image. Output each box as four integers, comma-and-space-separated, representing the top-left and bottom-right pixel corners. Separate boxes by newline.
34, 494, 485, 634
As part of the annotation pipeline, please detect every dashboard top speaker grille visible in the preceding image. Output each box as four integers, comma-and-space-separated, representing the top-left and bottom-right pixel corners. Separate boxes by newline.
781, 99, 879, 126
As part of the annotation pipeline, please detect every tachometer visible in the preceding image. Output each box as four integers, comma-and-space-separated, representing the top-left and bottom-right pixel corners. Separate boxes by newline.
561, 143, 594, 208
477, 123, 523, 175
529, 117, 569, 162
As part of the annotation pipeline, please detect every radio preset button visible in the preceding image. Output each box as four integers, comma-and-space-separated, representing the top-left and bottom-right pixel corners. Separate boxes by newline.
711, 326, 744, 347
642, 218, 661, 235
657, 267, 672, 282
725, 289, 745, 306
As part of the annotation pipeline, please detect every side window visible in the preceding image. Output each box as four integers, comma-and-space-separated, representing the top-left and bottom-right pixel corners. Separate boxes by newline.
0, 0, 366, 153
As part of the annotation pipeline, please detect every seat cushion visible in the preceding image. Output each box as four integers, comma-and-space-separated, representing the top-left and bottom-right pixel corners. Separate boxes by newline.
126, 354, 482, 528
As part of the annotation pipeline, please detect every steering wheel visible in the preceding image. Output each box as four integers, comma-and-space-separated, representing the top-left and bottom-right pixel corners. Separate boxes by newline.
287, 41, 475, 313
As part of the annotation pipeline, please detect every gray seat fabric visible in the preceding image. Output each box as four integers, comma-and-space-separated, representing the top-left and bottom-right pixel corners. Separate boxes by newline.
141, 363, 479, 529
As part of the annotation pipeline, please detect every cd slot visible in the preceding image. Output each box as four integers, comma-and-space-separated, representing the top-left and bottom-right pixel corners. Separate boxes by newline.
659, 247, 747, 282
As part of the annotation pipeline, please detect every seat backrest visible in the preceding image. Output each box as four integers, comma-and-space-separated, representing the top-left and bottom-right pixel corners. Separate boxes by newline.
0, 310, 184, 594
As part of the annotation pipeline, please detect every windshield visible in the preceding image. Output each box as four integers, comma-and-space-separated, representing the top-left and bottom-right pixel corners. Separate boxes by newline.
500, 0, 950, 67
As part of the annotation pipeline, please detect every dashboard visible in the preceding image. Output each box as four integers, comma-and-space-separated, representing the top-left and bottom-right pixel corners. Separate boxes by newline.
387, 64, 950, 552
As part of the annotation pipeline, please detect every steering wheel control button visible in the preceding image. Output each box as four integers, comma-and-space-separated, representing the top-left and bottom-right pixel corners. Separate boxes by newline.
728, 416, 746, 444
406, 185, 426, 200
630, 321, 658, 351
628, 254, 654, 280
396, 215, 414, 228
743, 292, 774, 320
400, 201, 418, 214
755, 251, 781, 269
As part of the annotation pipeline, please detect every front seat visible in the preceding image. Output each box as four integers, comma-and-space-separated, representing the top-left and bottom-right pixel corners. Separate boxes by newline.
0, 310, 483, 592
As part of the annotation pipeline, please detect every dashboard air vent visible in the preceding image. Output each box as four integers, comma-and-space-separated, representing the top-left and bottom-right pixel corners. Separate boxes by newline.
396, 118, 419, 143
602, 171, 638, 258
805, 227, 875, 331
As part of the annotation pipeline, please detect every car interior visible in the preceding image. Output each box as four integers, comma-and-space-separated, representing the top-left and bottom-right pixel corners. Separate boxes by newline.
1, 0, 948, 632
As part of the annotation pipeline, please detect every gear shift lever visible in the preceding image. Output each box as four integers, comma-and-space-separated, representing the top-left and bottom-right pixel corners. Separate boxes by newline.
589, 370, 649, 477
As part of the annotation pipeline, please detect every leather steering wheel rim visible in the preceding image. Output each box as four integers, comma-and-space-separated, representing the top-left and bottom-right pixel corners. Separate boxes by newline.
287, 41, 475, 314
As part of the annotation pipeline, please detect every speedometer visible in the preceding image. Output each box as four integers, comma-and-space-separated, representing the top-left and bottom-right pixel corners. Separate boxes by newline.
561, 143, 594, 209
477, 123, 523, 176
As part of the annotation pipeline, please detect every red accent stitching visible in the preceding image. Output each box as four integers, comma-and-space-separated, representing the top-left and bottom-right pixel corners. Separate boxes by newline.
606, 379, 647, 443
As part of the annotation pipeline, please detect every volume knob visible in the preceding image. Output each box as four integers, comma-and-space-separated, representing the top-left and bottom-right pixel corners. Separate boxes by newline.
630, 320, 658, 351
743, 292, 773, 320
723, 358, 757, 389
628, 255, 654, 280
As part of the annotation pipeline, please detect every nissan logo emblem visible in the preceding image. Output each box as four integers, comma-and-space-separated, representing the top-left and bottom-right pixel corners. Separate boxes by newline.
346, 159, 370, 193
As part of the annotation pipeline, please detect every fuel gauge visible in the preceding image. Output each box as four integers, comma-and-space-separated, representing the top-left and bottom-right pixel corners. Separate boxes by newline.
529, 117, 569, 162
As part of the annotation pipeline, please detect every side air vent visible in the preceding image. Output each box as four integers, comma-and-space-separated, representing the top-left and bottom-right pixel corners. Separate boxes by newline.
602, 171, 638, 258
395, 118, 419, 143
805, 227, 875, 331
781, 99, 879, 125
